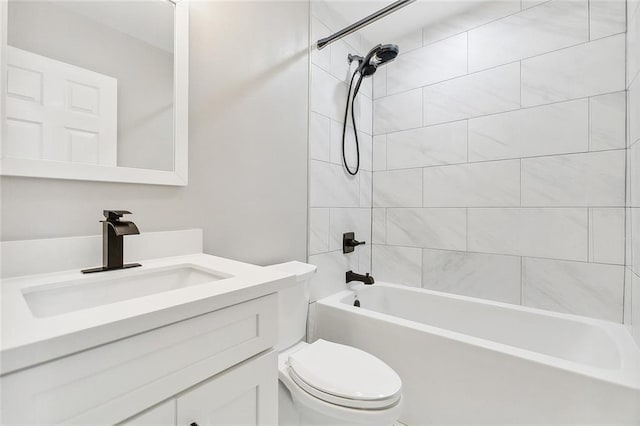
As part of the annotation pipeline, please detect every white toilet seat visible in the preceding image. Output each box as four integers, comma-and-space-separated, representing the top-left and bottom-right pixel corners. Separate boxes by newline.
286, 339, 402, 410
279, 343, 403, 426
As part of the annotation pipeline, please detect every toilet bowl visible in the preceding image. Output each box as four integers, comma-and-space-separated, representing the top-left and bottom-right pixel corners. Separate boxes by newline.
268, 262, 403, 426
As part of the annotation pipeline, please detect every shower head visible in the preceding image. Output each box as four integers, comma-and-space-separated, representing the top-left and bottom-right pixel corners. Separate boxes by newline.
356, 43, 399, 77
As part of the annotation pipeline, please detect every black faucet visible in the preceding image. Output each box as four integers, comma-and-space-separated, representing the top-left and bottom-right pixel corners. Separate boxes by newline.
343, 232, 366, 253
346, 270, 375, 285
82, 210, 141, 274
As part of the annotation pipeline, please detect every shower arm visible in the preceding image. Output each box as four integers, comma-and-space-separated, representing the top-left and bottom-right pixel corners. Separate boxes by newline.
316, 0, 416, 50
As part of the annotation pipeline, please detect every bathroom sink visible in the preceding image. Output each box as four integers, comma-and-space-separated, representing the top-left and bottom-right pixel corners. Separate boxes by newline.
21, 264, 231, 318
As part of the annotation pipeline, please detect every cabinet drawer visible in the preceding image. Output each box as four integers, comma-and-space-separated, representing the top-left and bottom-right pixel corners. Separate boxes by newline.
1, 294, 277, 425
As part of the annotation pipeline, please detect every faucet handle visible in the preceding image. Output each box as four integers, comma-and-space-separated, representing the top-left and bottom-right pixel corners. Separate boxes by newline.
103, 210, 132, 221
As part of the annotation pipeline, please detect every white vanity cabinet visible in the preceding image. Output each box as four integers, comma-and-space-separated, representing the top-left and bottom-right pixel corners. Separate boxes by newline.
0, 294, 279, 425
122, 351, 277, 426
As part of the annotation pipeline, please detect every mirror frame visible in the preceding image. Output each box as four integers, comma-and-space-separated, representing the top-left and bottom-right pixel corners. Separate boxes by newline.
0, 0, 189, 186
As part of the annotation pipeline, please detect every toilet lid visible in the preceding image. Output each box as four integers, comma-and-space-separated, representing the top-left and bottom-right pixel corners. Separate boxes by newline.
287, 340, 402, 406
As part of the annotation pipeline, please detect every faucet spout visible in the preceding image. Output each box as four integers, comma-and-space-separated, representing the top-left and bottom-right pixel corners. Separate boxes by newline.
81, 210, 141, 274
346, 270, 375, 285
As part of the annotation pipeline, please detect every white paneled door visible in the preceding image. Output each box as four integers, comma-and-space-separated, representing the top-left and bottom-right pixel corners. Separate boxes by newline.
5, 46, 117, 165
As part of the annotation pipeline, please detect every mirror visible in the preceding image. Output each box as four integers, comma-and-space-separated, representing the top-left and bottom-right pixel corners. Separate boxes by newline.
0, 0, 188, 185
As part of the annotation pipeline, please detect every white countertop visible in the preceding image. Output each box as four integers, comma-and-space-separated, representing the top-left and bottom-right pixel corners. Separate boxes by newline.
0, 253, 295, 375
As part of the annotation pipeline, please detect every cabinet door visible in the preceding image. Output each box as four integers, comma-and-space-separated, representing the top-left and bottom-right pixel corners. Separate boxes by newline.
176, 351, 277, 426
120, 400, 175, 426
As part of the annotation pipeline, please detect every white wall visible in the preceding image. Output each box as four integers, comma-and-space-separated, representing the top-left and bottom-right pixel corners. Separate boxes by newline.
0, 1, 309, 267
307, 0, 374, 302
627, 0, 640, 343
370, 0, 628, 322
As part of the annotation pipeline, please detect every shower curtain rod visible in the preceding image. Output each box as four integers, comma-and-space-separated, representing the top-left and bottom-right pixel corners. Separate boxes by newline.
316, 0, 416, 50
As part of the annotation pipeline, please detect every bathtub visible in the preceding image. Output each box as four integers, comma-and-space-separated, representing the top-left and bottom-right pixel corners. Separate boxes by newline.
314, 282, 640, 425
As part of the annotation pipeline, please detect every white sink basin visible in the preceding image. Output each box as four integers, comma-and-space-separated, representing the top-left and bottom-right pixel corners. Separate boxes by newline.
21, 264, 231, 318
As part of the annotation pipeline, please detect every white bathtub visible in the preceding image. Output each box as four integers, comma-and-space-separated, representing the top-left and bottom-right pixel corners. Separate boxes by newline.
314, 282, 640, 425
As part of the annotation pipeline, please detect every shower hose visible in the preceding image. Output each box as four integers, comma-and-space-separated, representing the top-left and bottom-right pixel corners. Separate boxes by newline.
342, 70, 365, 176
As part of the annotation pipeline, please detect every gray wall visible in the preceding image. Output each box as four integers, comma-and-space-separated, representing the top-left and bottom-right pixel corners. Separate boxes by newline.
0, 1, 309, 266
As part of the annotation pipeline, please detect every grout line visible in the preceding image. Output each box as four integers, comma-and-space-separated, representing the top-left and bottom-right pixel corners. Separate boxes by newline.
369, 147, 627, 173
378, 32, 625, 100
369, 243, 626, 267
369, 89, 625, 139
520, 257, 524, 305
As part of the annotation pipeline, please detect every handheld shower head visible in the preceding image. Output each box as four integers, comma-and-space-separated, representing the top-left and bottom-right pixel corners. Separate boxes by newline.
357, 43, 399, 77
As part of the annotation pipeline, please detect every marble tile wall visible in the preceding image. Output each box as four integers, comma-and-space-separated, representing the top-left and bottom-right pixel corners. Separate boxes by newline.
627, 0, 640, 343
308, 0, 373, 303
372, 0, 628, 322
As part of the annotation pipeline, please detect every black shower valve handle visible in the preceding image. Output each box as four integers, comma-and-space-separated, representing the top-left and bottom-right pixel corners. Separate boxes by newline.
343, 232, 366, 253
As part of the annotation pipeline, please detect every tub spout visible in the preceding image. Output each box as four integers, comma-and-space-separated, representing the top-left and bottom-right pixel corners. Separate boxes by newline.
346, 270, 375, 285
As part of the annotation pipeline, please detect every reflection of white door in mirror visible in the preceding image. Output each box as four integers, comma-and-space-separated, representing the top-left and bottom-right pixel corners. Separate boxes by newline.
0, 0, 189, 186
6, 47, 118, 166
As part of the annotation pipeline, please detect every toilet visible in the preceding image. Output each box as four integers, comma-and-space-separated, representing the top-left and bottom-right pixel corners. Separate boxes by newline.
269, 261, 403, 426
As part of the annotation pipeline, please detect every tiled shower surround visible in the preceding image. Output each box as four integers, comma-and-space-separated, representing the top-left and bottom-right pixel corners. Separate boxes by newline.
309, 0, 638, 330
308, 1, 373, 302
370, 0, 628, 323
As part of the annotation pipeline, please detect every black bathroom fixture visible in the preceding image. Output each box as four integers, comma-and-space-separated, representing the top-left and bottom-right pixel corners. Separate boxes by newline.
346, 270, 375, 285
342, 44, 399, 175
343, 232, 366, 253
82, 210, 141, 274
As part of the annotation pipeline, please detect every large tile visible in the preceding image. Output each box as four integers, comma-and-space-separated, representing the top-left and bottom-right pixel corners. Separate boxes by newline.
422, 249, 521, 304
422, 160, 520, 207
590, 0, 626, 40
468, 99, 589, 161
359, 170, 373, 208
523, 257, 624, 322
468, 208, 588, 261
372, 245, 422, 287
468, 0, 588, 72
329, 208, 371, 251
372, 208, 386, 244
330, 40, 353, 82
628, 6, 640, 84
373, 88, 423, 135
590, 92, 627, 151
373, 169, 422, 207
311, 65, 348, 122
373, 67, 387, 99
395, 29, 424, 54
589, 208, 625, 265
308, 250, 358, 302
309, 112, 331, 162
309, 208, 330, 255
521, 150, 626, 207
309, 160, 360, 207
357, 94, 373, 135
386, 121, 467, 169
631, 142, 640, 207
423, 62, 521, 125
386, 33, 467, 95
521, 34, 626, 107
629, 77, 640, 145
330, 120, 372, 171
633, 208, 640, 275
311, 17, 331, 71
372, 135, 387, 171
386, 208, 467, 250
422, 0, 521, 45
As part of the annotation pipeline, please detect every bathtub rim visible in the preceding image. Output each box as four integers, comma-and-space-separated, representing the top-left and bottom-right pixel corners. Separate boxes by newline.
315, 282, 640, 392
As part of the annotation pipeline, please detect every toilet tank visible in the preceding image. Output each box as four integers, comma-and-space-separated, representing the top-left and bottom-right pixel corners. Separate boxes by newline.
267, 261, 317, 350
